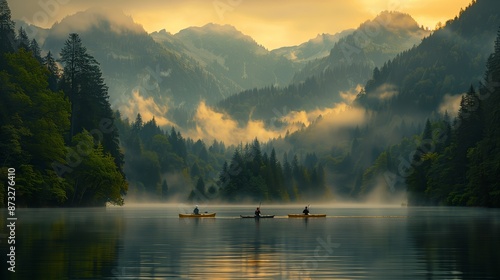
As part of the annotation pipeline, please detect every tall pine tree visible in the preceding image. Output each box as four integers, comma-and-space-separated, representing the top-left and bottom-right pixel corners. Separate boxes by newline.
0, 0, 15, 54
59, 33, 124, 175
16, 27, 30, 50
43, 51, 59, 92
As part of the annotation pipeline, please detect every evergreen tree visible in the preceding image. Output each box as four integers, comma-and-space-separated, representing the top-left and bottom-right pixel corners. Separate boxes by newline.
463, 28, 500, 207
484, 28, 500, 83
283, 152, 294, 198
16, 27, 30, 50
0, 49, 70, 206
67, 131, 127, 206
422, 119, 432, 140
268, 148, 285, 199
190, 162, 201, 178
168, 127, 187, 159
133, 113, 143, 133
198, 144, 209, 162
250, 138, 263, 175
454, 85, 483, 174
60, 33, 94, 138
195, 177, 206, 196
29, 39, 42, 62
219, 161, 229, 187
175, 131, 188, 159
141, 117, 162, 146
0, 0, 16, 54
43, 51, 59, 92
222, 149, 244, 199
161, 179, 168, 200
292, 154, 301, 184
60, 33, 124, 174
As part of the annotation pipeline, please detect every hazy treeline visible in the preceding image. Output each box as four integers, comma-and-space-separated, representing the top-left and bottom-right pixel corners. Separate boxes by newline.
218, 139, 327, 202
114, 112, 230, 201
115, 113, 331, 203
406, 29, 500, 207
217, 63, 372, 124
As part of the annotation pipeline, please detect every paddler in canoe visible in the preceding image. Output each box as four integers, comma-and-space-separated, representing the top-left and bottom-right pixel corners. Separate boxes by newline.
255, 207, 261, 217
240, 206, 275, 218
179, 205, 216, 217
288, 205, 326, 218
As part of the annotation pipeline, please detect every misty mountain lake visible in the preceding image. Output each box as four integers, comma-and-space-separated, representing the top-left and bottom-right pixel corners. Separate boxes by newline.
2, 205, 500, 279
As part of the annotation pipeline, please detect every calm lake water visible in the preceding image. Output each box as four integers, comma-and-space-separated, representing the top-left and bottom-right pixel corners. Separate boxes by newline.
2, 205, 500, 279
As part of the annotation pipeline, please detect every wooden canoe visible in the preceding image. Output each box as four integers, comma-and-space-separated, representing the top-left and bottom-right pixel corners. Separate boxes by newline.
288, 214, 326, 218
179, 213, 216, 218
240, 215, 275, 219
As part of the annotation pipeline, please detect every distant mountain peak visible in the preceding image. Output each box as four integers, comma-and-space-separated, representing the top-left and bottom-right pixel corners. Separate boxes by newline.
176, 23, 255, 43
310, 33, 334, 43
50, 7, 145, 37
157, 29, 173, 35
200, 23, 238, 32
362, 11, 422, 32
271, 29, 354, 63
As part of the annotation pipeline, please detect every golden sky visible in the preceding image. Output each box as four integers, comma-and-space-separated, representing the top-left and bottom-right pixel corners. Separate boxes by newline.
10, 0, 472, 50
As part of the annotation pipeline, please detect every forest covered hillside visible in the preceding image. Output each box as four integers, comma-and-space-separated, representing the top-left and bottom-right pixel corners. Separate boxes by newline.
2, 0, 500, 207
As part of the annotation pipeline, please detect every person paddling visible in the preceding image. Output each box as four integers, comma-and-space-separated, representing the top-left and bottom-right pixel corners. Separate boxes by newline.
193, 205, 200, 215
302, 206, 310, 215
255, 207, 261, 217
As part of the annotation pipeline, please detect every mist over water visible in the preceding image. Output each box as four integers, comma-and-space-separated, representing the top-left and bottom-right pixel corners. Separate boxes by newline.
5, 206, 499, 279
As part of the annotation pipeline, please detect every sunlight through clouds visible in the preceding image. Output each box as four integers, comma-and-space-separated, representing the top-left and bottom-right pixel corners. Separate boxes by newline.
120, 91, 175, 127
10, 0, 472, 49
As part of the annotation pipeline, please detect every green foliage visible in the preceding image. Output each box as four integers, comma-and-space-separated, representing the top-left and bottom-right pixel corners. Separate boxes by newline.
0, 0, 16, 53
59, 33, 124, 173
16, 27, 30, 50
0, 49, 71, 206
43, 51, 59, 92
218, 139, 326, 202
406, 27, 500, 207
217, 65, 371, 124
357, 0, 500, 114
115, 112, 231, 201
65, 131, 127, 206
0, 29, 128, 207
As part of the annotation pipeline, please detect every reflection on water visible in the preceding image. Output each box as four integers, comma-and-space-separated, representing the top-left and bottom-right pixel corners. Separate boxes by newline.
1, 208, 123, 280
407, 207, 500, 280
1, 206, 499, 279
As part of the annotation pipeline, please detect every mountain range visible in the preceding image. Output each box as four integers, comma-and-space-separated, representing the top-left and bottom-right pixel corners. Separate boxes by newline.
215, 12, 431, 124
39, 8, 233, 119
14, 8, 433, 127
292, 11, 430, 83
151, 23, 297, 91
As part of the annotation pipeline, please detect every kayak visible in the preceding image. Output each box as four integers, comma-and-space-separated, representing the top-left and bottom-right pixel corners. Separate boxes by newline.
179, 213, 216, 218
288, 214, 326, 218
240, 215, 275, 218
